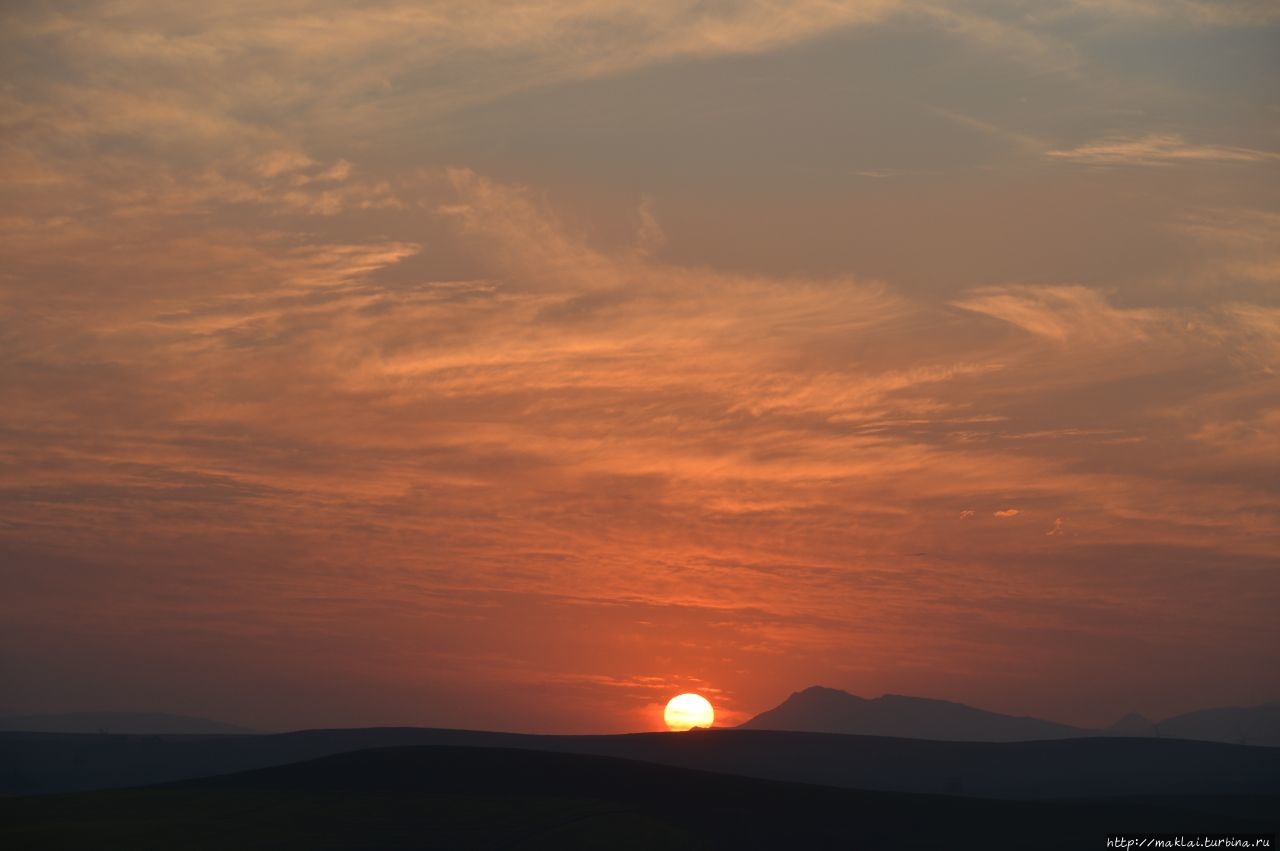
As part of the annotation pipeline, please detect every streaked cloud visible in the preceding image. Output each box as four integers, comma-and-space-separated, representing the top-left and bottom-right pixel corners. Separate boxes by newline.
951, 285, 1162, 344
1059, 0, 1280, 27
3, 0, 905, 138
1047, 134, 1280, 167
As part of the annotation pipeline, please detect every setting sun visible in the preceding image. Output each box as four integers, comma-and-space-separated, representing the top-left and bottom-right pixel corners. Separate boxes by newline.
664, 693, 715, 731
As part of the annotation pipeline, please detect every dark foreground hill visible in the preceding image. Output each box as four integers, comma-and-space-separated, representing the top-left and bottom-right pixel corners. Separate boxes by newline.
3, 746, 1276, 851
5, 726, 1279, 800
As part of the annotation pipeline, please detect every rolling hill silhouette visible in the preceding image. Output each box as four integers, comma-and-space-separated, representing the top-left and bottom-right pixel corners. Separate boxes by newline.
740, 686, 1280, 746
4, 745, 1275, 850
5, 726, 1279, 800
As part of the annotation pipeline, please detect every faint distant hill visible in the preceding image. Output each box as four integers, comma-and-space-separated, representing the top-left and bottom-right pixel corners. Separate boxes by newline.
740, 687, 1280, 746
1108, 712, 1158, 737
0, 711, 255, 736
738, 686, 1087, 741
1156, 703, 1280, 747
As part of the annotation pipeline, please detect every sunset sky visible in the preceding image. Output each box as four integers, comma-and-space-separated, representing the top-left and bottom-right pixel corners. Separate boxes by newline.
2, 1, 1278, 734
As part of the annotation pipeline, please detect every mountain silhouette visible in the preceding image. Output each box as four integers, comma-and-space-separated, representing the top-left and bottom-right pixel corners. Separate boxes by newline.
0, 711, 255, 736
738, 686, 1087, 741
1108, 712, 1158, 737
740, 686, 1280, 746
1157, 704, 1280, 747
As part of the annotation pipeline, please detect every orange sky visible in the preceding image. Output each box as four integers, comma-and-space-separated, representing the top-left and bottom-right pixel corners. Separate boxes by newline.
1, 1, 1278, 733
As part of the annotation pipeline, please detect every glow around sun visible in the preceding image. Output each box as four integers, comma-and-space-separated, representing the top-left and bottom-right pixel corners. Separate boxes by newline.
664, 693, 714, 731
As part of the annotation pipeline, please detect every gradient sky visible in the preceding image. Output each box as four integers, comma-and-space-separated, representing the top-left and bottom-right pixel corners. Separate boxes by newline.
2, 0, 1278, 734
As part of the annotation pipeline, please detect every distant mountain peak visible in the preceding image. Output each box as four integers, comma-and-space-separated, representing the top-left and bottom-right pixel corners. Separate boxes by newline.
1108, 713, 1157, 736
796, 685, 854, 695
792, 685, 864, 700
1111, 712, 1153, 725
740, 687, 1087, 742
741, 688, 1280, 746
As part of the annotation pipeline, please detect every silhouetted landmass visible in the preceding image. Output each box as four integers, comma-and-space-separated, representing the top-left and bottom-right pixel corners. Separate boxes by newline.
739, 686, 1280, 746
3, 745, 1275, 850
1158, 703, 1280, 747
4, 726, 1279, 800
0, 712, 256, 736
739, 686, 1086, 741
1108, 712, 1158, 737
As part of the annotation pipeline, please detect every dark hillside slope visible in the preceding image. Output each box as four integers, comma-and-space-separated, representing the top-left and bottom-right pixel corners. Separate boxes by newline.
4, 746, 1275, 851
4, 726, 1279, 800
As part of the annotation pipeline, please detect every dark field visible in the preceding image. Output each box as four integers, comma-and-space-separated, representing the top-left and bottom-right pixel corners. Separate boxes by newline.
4, 745, 1277, 851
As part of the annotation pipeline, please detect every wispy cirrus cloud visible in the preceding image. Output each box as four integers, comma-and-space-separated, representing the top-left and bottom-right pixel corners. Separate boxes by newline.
1056, 0, 1280, 27
1047, 134, 1280, 167
951, 285, 1163, 344
1175, 209, 1280, 289
4, 162, 1279, 729
3, 1, 904, 138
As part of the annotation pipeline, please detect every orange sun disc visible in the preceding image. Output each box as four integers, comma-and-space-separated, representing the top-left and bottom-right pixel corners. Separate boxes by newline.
664, 693, 714, 730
